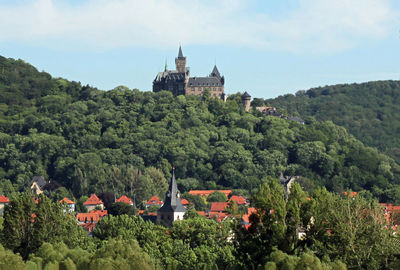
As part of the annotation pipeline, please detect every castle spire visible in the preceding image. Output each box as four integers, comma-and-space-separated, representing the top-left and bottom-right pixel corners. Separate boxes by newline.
178, 45, 184, 58
175, 45, 186, 73
164, 58, 168, 72
211, 65, 221, 79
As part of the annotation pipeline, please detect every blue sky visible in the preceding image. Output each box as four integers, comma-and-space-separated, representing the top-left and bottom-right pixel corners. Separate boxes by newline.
0, 0, 399, 98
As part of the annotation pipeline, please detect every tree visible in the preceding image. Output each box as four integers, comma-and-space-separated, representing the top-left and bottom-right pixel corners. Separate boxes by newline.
171, 217, 237, 268
234, 178, 287, 267
304, 188, 400, 268
90, 239, 154, 270
1, 193, 86, 260
108, 202, 136, 216
0, 244, 25, 270
1, 192, 35, 260
206, 191, 227, 203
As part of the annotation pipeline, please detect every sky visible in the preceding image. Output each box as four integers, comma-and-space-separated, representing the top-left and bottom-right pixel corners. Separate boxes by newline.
0, 0, 399, 99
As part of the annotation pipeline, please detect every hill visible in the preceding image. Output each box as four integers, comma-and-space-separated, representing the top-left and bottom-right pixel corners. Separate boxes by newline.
262, 80, 400, 163
1, 56, 400, 204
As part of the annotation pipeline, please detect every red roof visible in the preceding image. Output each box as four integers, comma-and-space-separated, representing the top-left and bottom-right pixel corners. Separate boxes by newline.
59, 197, 75, 204
90, 210, 108, 217
343, 191, 358, 197
242, 208, 257, 228
146, 195, 163, 206
77, 212, 100, 223
116, 195, 133, 205
228, 195, 247, 205
83, 194, 103, 205
210, 202, 229, 212
181, 198, 189, 205
0, 196, 9, 203
189, 190, 232, 197
80, 223, 96, 232
209, 212, 229, 222
197, 211, 207, 217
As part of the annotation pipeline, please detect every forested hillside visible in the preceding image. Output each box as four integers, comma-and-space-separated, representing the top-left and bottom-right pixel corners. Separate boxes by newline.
1, 56, 400, 204
262, 81, 400, 163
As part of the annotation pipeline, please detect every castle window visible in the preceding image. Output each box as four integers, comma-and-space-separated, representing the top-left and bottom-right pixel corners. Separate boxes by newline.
191, 87, 195, 91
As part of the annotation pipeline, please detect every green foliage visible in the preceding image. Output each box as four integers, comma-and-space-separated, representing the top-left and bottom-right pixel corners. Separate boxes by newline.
109, 202, 136, 216
0, 57, 399, 203
304, 188, 400, 269
0, 244, 25, 270
90, 238, 154, 270
206, 191, 227, 203
1, 193, 87, 260
265, 80, 400, 164
182, 193, 207, 211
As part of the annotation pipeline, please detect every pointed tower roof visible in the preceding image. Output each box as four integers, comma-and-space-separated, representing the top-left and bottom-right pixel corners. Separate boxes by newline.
210, 65, 221, 79
158, 170, 186, 213
242, 91, 251, 98
178, 45, 184, 58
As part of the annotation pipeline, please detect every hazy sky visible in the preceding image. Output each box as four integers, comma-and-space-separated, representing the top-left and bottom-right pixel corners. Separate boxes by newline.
0, 0, 399, 98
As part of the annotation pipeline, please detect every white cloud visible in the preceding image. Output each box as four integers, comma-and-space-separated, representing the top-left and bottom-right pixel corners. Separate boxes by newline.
0, 0, 397, 53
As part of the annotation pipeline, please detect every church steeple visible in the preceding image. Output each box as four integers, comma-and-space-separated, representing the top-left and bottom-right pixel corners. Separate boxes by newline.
157, 169, 186, 226
175, 45, 186, 73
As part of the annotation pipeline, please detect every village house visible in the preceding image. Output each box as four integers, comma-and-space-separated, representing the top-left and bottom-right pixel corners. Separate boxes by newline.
30, 176, 47, 195
83, 194, 104, 212
0, 195, 9, 215
116, 195, 134, 206
145, 195, 163, 208
59, 197, 75, 212
228, 195, 248, 206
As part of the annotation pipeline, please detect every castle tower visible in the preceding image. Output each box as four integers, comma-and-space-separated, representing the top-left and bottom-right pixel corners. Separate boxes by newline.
175, 45, 186, 73
241, 91, 251, 112
157, 170, 186, 226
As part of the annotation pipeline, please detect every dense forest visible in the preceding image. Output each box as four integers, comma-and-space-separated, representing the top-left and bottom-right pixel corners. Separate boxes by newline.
1, 56, 400, 205
262, 81, 400, 163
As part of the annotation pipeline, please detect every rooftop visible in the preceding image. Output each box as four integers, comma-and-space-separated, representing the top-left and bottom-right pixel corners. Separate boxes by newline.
59, 197, 75, 204
116, 195, 133, 205
83, 194, 103, 205
189, 190, 232, 197
0, 196, 9, 203
210, 202, 229, 212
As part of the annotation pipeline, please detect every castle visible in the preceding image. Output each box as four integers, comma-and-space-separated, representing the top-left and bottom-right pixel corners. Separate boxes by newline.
153, 46, 226, 99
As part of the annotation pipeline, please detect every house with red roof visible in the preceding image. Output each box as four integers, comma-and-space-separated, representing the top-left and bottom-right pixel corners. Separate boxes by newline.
0, 196, 9, 215
228, 195, 248, 206
145, 195, 163, 208
59, 197, 75, 212
181, 198, 190, 207
189, 190, 232, 198
77, 212, 101, 233
83, 194, 104, 212
116, 195, 134, 206
210, 202, 229, 213
90, 209, 108, 217
241, 207, 257, 229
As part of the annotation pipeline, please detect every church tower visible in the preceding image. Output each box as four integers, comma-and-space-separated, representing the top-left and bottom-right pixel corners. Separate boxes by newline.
175, 45, 186, 73
157, 169, 186, 226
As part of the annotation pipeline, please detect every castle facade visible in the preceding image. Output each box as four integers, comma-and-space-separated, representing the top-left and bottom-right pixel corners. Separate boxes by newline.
153, 46, 225, 99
